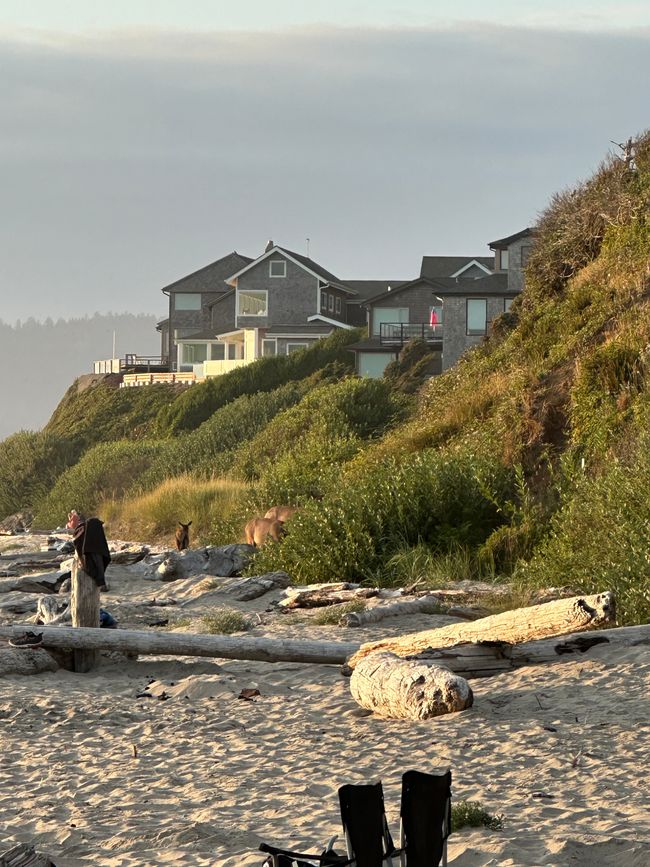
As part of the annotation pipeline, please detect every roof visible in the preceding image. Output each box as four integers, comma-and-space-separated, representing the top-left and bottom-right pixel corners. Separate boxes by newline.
420, 256, 494, 280
265, 323, 334, 336
225, 246, 342, 286
163, 251, 252, 294
176, 329, 221, 341
156, 318, 169, 331
488, 228, 535, 250
205, 288, 235, 307
339, 280, 410, 301
364, 272, 512, 306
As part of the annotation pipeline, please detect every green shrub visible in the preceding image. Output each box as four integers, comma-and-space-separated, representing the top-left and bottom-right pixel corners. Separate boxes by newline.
0, 431, 79, 520
248, 450, 514, 582
452, 800, 504, 832
34, 440, 161, 528
201, 609, 250, 634
312, 600, 367, 625
155, 329, 361, 435
516, 440, 650, 624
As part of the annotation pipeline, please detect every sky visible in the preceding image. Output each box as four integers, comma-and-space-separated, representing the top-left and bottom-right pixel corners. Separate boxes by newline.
1, 1, 649, 322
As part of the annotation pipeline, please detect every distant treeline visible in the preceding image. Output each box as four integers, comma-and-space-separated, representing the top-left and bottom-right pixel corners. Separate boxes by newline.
0, 313, 160, 438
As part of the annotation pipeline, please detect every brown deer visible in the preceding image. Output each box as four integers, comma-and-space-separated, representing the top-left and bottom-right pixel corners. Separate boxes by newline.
175, 521, 192, 551
264, 505, 299, 523
244, 517, 285, 548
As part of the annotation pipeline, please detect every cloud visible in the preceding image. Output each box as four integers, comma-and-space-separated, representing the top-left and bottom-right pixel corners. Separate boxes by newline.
0, 25, 648, 321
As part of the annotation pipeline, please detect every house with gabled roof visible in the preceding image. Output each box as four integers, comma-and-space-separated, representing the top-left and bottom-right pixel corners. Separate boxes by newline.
346, 229, 534, 377
153, 228, 535, 382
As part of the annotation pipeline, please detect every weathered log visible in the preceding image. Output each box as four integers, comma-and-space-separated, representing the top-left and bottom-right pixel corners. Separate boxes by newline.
350, 652, 473, 720
280, 585, 377, 609
212, 571, 291, 602
347, 591, 615, 669
0, 624, 360, 665
0, 647, 58, 677
157, 544, 255, 581
343, 595, 445, 626
0, 571, 66, 595
37, 595, 71, 625
0, 843, 56, 866
70, 560, 100, 672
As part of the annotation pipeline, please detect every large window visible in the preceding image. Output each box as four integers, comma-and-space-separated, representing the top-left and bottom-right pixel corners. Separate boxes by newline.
467, 299, 487, 335
174, 293, 201, 311
211, 343, 225, 360
269, 260, 286, 278
499, 250, 509, 270
238, 289, 268, 317
371, 307, 409, 337
182, 343, 208, 364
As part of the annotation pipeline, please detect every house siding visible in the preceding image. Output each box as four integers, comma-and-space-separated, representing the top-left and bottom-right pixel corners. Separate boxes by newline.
236, 255, 318, 329
506, 236, 532, 292
441, 295, 508, 370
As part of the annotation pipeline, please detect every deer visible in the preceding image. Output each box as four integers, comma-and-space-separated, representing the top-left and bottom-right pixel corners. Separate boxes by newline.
244, 517, 285, 548
264, 505, 299, 524
175, 521, 192, 551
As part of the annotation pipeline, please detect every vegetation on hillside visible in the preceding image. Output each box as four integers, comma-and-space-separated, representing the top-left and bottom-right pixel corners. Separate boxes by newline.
3, 134, 650, 623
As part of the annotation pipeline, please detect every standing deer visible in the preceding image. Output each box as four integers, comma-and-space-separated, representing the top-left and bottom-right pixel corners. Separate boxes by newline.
264, 505, 299, 523
175, 521, 192, 551
244, 517, 285, 547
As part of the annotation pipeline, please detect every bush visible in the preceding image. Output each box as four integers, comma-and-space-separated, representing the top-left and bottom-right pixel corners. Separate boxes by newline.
155, 329, 361, 434
201, 609, 250, 634
34, 440, 161, 529
452, 800, 504, 832
248, 450, 514, 583
0, 431, 80, 520
516, 441, 650, 624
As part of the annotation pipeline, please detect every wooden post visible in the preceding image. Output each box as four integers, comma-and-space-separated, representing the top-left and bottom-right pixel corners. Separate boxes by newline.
70, 559, 100, 672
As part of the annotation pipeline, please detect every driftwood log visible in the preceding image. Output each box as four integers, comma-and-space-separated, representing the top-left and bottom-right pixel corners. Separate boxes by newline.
70, 560, 100, 672
349, 652, 473, 720
36, 595, 71, 625
343, 595, 445, 626
407, 624, 650, 679
347, 592, 615, 669
0, 624, 360, 665
0, 647, 58, 677
279, 583, 378, 609
0, 844, 56, 867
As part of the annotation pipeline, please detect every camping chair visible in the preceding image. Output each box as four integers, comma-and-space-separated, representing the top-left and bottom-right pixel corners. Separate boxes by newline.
399, 770, 452, 867
260, 780, 396, 867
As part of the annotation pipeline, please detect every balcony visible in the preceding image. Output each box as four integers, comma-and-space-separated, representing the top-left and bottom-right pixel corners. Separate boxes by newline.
378, 323, 443, 347
93, 355, 169, 374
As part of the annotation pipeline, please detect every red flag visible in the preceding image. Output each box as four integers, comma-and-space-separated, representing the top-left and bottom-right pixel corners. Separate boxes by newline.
430, 308, 439, 326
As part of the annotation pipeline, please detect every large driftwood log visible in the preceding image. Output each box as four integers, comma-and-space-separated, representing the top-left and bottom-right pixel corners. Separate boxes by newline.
0, 844, 56, 866
37, 595, 71, 624
347, 592, 615, 669
350, 652, 473, 720
0, 624, 360, 665
0, 647, 58, 677
408, 624, 650, 679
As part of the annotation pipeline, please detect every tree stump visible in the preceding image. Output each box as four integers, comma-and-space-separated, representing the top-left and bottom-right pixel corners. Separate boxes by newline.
70, 560, 100, 672
350, 652, 473, 720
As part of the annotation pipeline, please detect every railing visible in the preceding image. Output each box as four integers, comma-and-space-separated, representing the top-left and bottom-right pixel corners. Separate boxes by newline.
120, 372, 196, 388
378, 323, 443, 346
93, 355, 169, 374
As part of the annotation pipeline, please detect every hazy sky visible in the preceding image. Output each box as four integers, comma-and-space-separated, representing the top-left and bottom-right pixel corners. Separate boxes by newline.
1, 2, 649, 322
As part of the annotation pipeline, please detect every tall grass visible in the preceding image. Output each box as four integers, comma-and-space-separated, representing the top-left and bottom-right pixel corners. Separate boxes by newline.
101, 475, 249, 544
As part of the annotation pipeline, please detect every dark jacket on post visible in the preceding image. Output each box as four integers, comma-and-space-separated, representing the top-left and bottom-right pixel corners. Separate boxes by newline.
73, 517, 111, 589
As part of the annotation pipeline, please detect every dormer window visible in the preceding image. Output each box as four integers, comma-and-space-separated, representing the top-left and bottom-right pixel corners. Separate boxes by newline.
269, 260, 286, 278
499, 250, 509, 271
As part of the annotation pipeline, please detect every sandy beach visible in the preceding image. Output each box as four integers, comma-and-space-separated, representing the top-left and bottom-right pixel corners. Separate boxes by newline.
0, 537, 649, 866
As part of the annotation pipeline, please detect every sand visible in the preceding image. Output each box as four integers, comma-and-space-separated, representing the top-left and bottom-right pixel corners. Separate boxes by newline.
0, 536, 649, 866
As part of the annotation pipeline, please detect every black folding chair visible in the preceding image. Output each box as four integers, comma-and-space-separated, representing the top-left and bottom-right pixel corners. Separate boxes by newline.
399, 770, 452, 867
259, 771, 452, 867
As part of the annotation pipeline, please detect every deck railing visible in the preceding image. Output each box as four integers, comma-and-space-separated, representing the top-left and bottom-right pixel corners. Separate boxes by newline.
378, 323, 443, 346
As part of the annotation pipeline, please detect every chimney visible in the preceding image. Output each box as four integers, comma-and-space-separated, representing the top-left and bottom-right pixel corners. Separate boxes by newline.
265, 239, 274, 253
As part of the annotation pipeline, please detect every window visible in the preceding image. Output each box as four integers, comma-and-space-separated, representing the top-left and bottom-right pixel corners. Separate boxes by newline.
227, 343, 239, 360
520, 245, 533, 267
328, 294, 335, 313
467, 299, 487, 335
262, 338, 277, 357
499, 250, 509, 271
174, 293, 201, 311
504, 298, 513, 313
210, 343, 225, 360
269, 260, 286, 278
371, 307, 409, 337
182, 343, 208, 364
238, 289, 268, 317
321, 291, 328, 311
286, 342, 308, 354
335, 297, 342, 315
